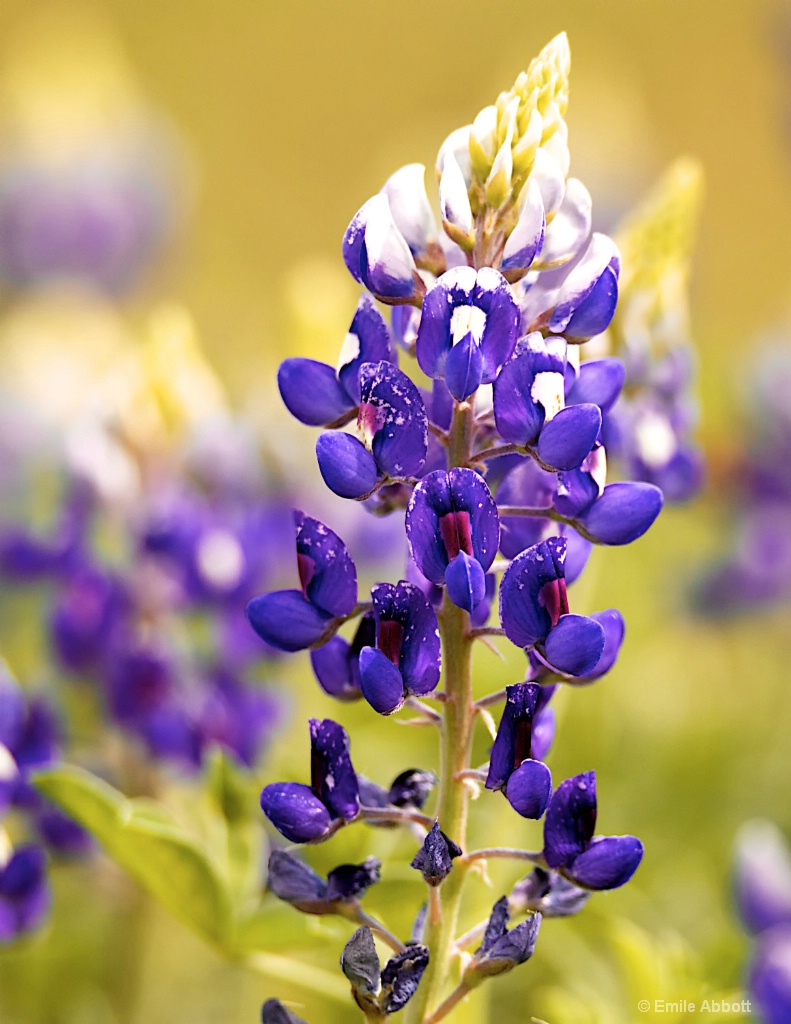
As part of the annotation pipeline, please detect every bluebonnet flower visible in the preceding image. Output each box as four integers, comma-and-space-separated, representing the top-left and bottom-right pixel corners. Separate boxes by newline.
411, 822, 462, 886
543, 772, 643, 889
247, 512, 357, 652
342, 194, 423, 304
485, 683, 553, 819
0, 845, 51, 943
464, 897, 542, 979
734, 821, 791, 1024
278, 295, 394, 427
260, 719, 359, 844
267, 849, 380, 914
358, 581, 441, 715
406, 468, 499, 613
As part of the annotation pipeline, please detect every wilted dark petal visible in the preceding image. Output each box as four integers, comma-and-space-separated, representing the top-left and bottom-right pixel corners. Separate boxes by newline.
372, 581, 441, 698
260, 783, 332, 844
277, 358, 353, 426
310, 637, 361, 701
536, 404, 601, 472
326, 856, 381, 901
309, 718, 360, 822
267, 850, 328, 906
261, 999, 309, 1024
445, 551, 486, 612
380, 944, 430, 1013
358, 361, 428, 478
359, 646, 405, 715
389, 769, 437, 810
480, 896, 510, 953
445, 333, 483, 401
543, 614, 606, 677
749, 926, 791, 1024
566, 358, 625, 413
544, 771, 597, 869
316, 431, 379, 499
512, 867, 591, 918
485, 682, 540, 792
246, 590, 330, 653
411, 822, 462, 886
569, 834, 644, 890
499, 537, 567, 649
497, 459, 557, 559
341, 926, 381, 995
505, 759, 552, 819
580, 482, 663, 545
337, 295, 395, 404
735, 821, 791, 936
484, 912, 541, 968
294, 512, 357, 618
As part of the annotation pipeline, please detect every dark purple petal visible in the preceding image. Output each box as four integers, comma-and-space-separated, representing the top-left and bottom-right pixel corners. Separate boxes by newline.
566, 359, 625, 413
497, 459, 557, 559
34, 808, 94, 857
338, 295, 395, 404
267, 850, 328, 906
448, 469, 499, 571
343, 194, 417, 299
261, 999, 309, 1024
554, 461, 603, 519
0, 845, 50, 940
543, 771, 597, 870
499, 537, 567, 649
580, 482, 663, 545
445, 334, 483, 401
512, 867, 591, 918
415, 269, 463, 380
543, 614, 606, 677
294, 512, 357, 618
483, 913, 541, 968
50, 566, 125, 672
734, 821, 791, 936
750, 926, 791, 1024
584, 610, 625, 681
388, 769, 436, 810
277, 358, 353, 426
358, 361, 428, 478
549, 234, 619, 336
492, 336, 566, 446
371, 581, 441, 698
11, 697, 61, 771
569, 834, 643, 890
536, 404, 601, 472
309, 718, 359, 822
310, 637, 361, 700
480, 896, 510, 953
444, 551, 486, 612
316, 431, 378, 499
563, 529, 593, 584
485, 682, 541, 792
505, 759, 552, 819
326, 856, 381, 901
469, 572, 496, 628
562, 265, 618, 340
411, 822, 462, 886
246, 590, 330, 652
474, 268, 522, 382
359, 646, 405, 715
260, 782, 332, 843
380, 944, 430, 1013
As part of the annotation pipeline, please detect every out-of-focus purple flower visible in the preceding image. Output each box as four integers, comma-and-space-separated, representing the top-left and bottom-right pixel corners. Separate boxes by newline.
50, 565, 127, 673
316, 362, 428, 500
278, 295, 394, 427
749, 926, 791, 1024
33, 807, 95, 858
246, 512, 357, 652
543, 771, 643, 890
0, 845, 51, 942
406, 468, 499, 613
358, 581, 440, 715
465, 896, 542, 978
260, 719, 359, 844
485, 683, 553, 819
735, 821, 791, 937
416, 267, 521, 400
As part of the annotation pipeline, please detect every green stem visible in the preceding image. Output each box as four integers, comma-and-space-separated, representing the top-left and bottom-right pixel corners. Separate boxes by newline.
405, 402, 477, 1024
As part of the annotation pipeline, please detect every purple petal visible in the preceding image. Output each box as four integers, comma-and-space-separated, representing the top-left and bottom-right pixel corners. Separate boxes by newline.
580, 482, 663, 545
583, 609, 625, 681
343, 194, 417, 299
531, 705, 556, 762
485, 682, 541, 792
543, 614, 606, 677
260, 782, 332, 843
499, 537, 567, 649
566, 359, 625, 414
310, 636, 362, 701
309, 718, 360, 822
445, 551, 486, 612
469, 572, 496, 628
277, 358, 353, 426
448, 468, 499, 571
562, 265, 618, 340
505, 759, 552, 819
358, 361, 428, 478
497, 459, 557, 559
267, 849, 328, 905
563, 528, 593, 583
549, 233, 620, 335
371, 581, 440, 697
493, 334, 566, 446
543, 771, 597, 869
416, 266, 475, 380
294, 511, 358, 618
569, 834, 643, 890
316, 431, 378, 499
246, 590, 330, 652
337, 294, 395, 404
0, 845, 50, 938
536, 404, 602, 471
388, 769, 436, 810
445, 333, 483, 401
359, 646, 405, 715
0, 667, 30, 752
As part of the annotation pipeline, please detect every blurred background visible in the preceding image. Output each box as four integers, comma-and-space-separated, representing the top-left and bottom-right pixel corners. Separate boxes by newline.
1, 1, 791, 1022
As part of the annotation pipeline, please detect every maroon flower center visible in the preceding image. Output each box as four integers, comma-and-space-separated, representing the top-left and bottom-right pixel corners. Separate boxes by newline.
297, 553, 316, 597
379, 618, 405, 667
439, 511, 474, 561
538, 577, 569, 628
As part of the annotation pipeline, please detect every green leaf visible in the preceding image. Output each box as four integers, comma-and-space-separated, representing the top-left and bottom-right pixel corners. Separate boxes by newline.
33, 764, 232, 946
